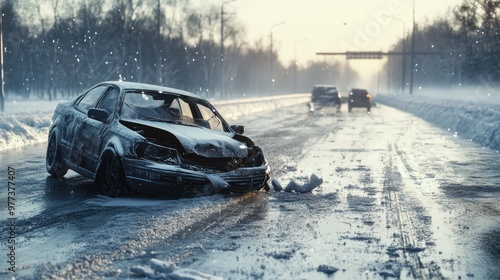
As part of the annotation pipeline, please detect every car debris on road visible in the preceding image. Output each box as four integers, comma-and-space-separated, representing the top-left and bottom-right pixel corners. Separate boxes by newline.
131, 258, 223, 280
271, 174, 324, 193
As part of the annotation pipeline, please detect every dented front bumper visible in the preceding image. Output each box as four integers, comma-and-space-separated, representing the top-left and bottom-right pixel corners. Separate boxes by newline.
122, 157, 271, 197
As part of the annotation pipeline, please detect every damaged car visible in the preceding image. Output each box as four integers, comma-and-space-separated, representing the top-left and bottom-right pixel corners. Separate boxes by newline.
46, 81, 271, 197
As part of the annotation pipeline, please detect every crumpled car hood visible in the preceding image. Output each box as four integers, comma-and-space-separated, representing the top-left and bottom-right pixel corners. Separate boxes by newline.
121, 119, 248, 158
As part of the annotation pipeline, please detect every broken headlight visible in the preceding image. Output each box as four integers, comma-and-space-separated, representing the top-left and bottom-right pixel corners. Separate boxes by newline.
135, 142, 179, 165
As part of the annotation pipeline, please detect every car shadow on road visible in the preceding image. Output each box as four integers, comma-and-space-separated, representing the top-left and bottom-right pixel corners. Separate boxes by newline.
45, 175, 100, 201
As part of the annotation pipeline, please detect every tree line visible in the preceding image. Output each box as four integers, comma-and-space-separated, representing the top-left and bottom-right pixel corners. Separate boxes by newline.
1, 0, 357, 101
385, 0, 500, 94
4, 0, 494, 100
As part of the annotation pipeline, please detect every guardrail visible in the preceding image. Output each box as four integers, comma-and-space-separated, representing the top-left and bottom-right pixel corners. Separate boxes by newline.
212, 93, 311, 120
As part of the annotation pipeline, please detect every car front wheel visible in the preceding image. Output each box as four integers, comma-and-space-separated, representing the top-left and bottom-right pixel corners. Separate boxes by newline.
46, 132, 68, 178
99, 154, 130, 197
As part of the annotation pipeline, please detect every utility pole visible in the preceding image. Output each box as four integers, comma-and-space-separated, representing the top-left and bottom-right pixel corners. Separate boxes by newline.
294, 37, 308, 93
410, 0, 415, 94
387, 57, 390, 94
157, 0, 162, 85
384, 15, 406, 94
0, 4, 4, 112
221, 0, 236, 99
269, 21, 285, 95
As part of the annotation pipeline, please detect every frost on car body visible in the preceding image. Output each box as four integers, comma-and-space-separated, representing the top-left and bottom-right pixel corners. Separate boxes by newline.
46, 81, 271, 198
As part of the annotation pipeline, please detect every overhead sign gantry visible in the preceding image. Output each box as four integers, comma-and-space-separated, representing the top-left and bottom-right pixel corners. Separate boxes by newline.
317, 51, 442, 94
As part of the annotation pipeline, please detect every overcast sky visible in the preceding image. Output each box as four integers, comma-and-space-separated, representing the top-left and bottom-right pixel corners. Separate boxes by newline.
227, 0, 462, 84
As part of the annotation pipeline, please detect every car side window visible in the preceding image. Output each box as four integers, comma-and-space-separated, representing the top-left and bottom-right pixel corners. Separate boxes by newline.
177, 98, 193, 119
197, 104, 224, 132
96, 87, 120, 120
75, 86, 107, 113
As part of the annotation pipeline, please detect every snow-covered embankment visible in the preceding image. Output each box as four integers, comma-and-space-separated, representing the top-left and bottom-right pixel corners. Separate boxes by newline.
375, 94, 500, 152
0, 100, 60, 151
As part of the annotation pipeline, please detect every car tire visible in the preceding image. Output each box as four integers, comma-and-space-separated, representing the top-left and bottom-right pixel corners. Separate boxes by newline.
99, 154, 131, 197
46, 132, 68, 178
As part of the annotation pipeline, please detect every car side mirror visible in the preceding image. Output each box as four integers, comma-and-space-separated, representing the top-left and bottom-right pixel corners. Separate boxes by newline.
231, 125, 245, 134
88, 108, 109, 122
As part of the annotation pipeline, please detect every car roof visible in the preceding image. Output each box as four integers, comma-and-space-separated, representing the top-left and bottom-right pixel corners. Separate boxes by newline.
100, 81, 203, 100
314, 84, 337, 89
351, 88, 368, 92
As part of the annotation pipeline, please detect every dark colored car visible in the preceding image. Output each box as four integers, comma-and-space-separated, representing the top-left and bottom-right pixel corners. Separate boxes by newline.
348, 88, 371, 112
46, 81, 270, 198
310, 85, 341, 110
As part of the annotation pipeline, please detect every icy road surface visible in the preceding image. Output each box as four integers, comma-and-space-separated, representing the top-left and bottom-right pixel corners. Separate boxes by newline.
1, 102, 500, 279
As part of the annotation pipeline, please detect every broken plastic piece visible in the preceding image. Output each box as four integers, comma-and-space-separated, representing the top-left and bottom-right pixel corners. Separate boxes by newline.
131, 258, 222, 280
150, 258, 177, 274
274, 174, 323, 193
272, 179, 283, 192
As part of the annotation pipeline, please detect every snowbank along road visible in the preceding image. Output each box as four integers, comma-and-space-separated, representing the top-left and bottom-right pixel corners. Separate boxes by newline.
1, 101, 500, 279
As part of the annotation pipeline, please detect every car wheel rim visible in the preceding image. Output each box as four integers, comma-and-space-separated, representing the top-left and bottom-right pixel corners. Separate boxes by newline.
47, 136, 57, 167
103, 158, 119, 195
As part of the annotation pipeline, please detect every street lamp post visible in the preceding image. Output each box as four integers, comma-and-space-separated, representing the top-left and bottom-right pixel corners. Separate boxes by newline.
269, 21, 285, 94
294, 37, 308, 93
221, 0, 236, 98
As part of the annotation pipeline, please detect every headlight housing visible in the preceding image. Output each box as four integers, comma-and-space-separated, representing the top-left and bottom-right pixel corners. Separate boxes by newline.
135, 142, 179, 165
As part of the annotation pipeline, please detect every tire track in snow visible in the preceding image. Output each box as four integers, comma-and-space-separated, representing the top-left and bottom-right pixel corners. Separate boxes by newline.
384, 142, 433, 279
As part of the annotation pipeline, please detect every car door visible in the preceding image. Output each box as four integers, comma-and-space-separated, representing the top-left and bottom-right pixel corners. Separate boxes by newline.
68, 85, 109, 172
77, 86, 120, 174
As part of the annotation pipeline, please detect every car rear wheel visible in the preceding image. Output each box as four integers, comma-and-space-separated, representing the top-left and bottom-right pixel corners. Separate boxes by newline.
99, 154, 130, 197
46, 133, 68, 178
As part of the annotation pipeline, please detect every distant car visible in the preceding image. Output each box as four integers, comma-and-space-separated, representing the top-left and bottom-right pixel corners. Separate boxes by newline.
310, 85, 341, 110
348, 88, 371, 112
46, 81, 270, 198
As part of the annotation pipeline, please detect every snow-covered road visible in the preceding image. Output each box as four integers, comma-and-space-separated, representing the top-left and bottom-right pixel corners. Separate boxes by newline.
186, 102, 500, 279
2, 100, 499, 279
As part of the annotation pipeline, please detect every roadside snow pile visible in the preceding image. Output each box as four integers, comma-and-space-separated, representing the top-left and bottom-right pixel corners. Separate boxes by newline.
131, 258, 222, 280
0, 111, 53, 151
0, 99, 60, 151
376, 94, 500, 152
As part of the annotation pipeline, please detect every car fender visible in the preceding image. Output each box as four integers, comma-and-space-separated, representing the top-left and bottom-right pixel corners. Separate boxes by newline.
94, 136, 127, 181
47, 126, 68, 161
48, 125, 59, 140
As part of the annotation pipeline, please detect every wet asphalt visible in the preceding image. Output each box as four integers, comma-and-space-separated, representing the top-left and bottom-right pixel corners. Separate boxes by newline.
1, 103, 500, 279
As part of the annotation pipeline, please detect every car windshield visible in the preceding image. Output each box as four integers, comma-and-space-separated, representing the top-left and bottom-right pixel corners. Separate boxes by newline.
120, 91, 227, 132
